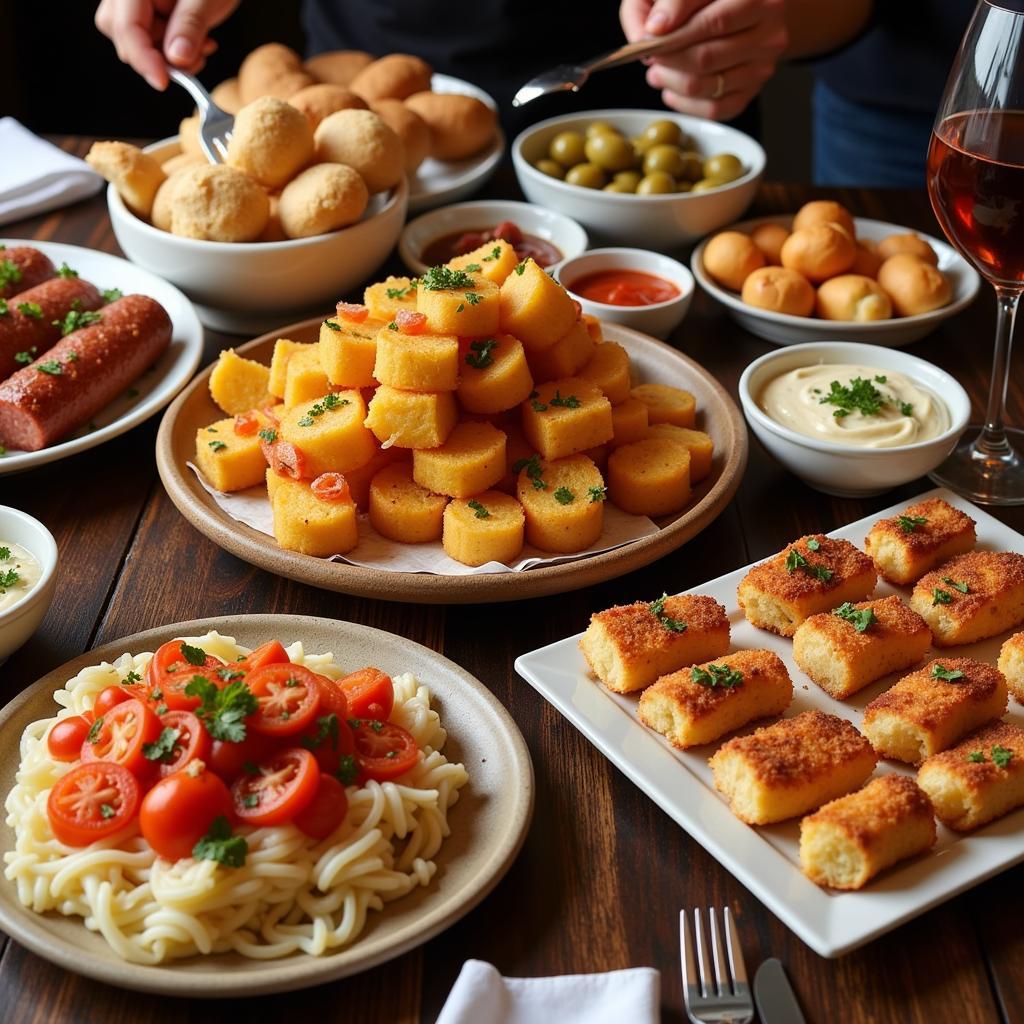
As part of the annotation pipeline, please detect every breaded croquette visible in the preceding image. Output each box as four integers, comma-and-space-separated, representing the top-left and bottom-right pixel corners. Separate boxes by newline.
998, 631, 1024, 704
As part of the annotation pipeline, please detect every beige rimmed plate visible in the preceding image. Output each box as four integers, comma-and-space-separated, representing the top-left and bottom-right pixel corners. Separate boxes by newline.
155, 320, 747, 603
0, 615, 533, 997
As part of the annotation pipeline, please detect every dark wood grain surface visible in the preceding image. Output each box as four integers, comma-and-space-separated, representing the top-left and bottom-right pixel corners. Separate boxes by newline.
1, 139, 1022, 1024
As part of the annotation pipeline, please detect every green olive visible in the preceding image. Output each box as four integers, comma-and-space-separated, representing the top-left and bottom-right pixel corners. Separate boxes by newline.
631, 134, 653, 156
636, 171, 676, 195
535, 158, 566, 180
703, 153, 744, 183
612, 170, 642, 191
549, 131, 586, 167
585, 120, 620, 139
641, 119, 683, 148
690, 178, 720, 192
675, 180, 693, 193
565, 162, 608, 189
678, 151, 705, 182
584, 132, 636, 172
642, 144, 686, 178
603, 182, 635, 193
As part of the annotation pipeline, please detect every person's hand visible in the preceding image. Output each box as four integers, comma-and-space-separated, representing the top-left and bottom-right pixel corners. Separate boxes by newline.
95, 0, 240, 90
620, 0, 788, 121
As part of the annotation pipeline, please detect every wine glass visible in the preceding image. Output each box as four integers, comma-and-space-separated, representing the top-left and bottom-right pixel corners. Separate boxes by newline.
926, 0, 1024, 504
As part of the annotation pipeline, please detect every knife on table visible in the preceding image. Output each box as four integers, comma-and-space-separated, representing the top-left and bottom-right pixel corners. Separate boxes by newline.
753, 957, 807, 1024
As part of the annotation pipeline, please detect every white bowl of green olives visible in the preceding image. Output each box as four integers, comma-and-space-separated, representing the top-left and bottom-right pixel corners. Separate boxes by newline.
512, 109, 764, 249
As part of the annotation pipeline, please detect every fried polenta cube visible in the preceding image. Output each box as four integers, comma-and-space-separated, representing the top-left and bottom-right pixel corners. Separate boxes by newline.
279, 391, 376, 476
917, 721, 1024, 831
527, 317, 596, 383
448, 239, 518, 284
443, 490, 525, 566
194, 414, 270, 492
493, 424, 533, 494
373, 326, 459, 391
412, 421, 506, 498
608, 398, 649, 448
863, 658, 1008, 765
417, 270, 499, 336
647, 425, 714, 483
516, 453, 604, 553
271, 476, 358, 556
498, 258, 577, 351
800, 775, 936, 890
709, 710, 877, 825
792, 595, 932, 700
343, 443, 409, 510
631, 383, 696, 428
737, 535, 877, 638
369, 462, 447, 543
579, 341, 630, 405
284, 345, 332, 407
910, 551, 1024, 646
458, 334, 534, 415
864, 498, 976, 585
364, 385, 458, 448
269, 338, 308, 398
208, 348, 273, 415
998, 631, 1024, 704
607, 437, 691, 517
638, 650, 793, 749
579, 593, 730, 694
364, 275, 418, 321
521, 377, 613, 461
319, 315, 384, 389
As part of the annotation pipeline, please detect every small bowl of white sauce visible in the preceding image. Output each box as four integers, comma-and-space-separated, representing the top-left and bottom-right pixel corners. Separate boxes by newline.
739, 342, 970, 497
0, 506, 58, 663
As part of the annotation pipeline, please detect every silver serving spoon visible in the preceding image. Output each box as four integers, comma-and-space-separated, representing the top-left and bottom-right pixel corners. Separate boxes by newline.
166, 66, 233, 163
513, 25, 693, 107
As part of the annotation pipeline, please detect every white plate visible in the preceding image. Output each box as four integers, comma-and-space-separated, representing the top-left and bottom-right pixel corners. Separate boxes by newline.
691, 217, 981, 348
515, 487, 1024, 958
0, 240, 203, 474
407, 74, 504, 213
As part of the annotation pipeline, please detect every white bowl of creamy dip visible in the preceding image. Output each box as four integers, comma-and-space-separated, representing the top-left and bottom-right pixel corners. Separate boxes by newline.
0, 506, 58, 663
739, 342, 971, 497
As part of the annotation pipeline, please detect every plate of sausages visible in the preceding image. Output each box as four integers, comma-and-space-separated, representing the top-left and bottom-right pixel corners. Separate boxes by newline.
0, 239, 203, 474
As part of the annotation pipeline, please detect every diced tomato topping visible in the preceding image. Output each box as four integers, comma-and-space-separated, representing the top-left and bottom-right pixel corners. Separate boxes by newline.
337, 667, 394, 720
311, 472, 352, 503
395, 309, 427, 335
268, 440, 309, 480
234, 641, 290, 675
233, 411, 260, 436
336, 301, 369, 323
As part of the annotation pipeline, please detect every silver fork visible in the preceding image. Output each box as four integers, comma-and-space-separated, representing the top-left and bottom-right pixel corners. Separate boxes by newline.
167, 67, 233, 163
680, 908, 754, 1024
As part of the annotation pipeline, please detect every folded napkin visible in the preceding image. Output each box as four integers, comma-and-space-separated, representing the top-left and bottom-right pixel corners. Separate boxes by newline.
436, 959, 661, 1024
0, 118, 104, 226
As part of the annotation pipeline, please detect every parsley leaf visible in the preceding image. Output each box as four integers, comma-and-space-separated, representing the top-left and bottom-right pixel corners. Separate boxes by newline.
17, 301, 43, 320
208, 440, 227, 451
553, 486, 575, 505
420, 265, 476, 291
463, 291, 482, 305
301, 713, 340, 752
931, 663, 965, 682
185, 677, 257, 742
967, 750, 985, 763
385, 282, 416, 299
100, 803, 116, 819
691, 663, 743, 689
101, 287, 122, 304
482, 245, 502, 262
0, 299, 7, 316
992, 745, 1013, 769
36, 360, 63, 376
87, 717, 104, 743
806, 538, 821, 551
819, 377, 886, 419
942, 576, 969, 594
513, 454, 547, 490
513, 260, 527, 276
932, 587, 953, 606
142, 727, 182, 763
180, 642, 207, 666
124, 670, 141, 684
0, 568, 18, 591
464, 262, 482, 272
53, 308, 102, 336
833, 602, 876, 632
899, 401, 914, 416
0, 546, 9, 560
56, 262, 79, 278
14, 346, 36, 364
465, 337, 498, 369
258, 427, 277, 443
588, 485, 607, 503
897, 514, 927, 533
297, 392, 349, 426
322, 318, 342, 332
648, 593, 688, 634
192, 815, 248, 868
467, 499, 490, 519
549, 390, 581, 409
784, 548, 833, 582
0, 258, 23, 289
336, 754, 359, 785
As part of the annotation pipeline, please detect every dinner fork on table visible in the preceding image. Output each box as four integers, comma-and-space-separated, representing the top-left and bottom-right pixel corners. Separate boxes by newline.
680, 907, 755, 1024
166, 67, 233, 164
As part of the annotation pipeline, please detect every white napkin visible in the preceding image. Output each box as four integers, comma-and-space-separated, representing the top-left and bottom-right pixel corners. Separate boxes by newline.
436, 959, 661, 1024
0, 118, 104, 226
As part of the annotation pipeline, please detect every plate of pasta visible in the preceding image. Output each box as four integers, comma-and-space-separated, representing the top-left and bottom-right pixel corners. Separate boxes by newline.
0, 614, 532, 996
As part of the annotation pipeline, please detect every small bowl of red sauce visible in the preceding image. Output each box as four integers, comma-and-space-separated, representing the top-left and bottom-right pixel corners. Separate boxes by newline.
399, 199, 588, 276
557, 248, 694, 339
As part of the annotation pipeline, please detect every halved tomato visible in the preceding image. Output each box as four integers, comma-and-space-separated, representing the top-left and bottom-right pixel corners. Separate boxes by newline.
146, 640, 225, 711
46, 715, 92, 762
293, 773, 349, 839
149, 711, 212, 778
93, 685, 133, 718
140, 761, 234, 861
234, 641, 290, 676
81, 699, 162, 777
247, 663, 322, 737
231, 748, 319, 826
336, 301, 369, 323
351, 719, 419, 781
207, 731, 276, 782
395, 309, 427, 335
337, 667, 394, 720
311, 473, 351, 503
233, 411, 260, 436
47, 761, 140, 847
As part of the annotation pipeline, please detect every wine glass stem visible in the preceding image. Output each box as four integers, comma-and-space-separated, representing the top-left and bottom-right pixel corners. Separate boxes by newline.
975, 286, 1020, 458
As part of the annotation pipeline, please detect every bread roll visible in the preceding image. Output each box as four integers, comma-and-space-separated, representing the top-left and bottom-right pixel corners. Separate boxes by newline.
850, 242, 883, 278
85, 140, 166, 219
278, 163, 369, 238
150, 175, 178, 232
781, 223, 857, 283
792, 199, 856, 238
816, 274, 893, 321
350, 54, 433, 101
160, 151, 202, 175
702, 231, 766, 292
304, 50, 375, 87
314, 108, 404, 193
404, 91, 497, 160
238, 42, 305, 103
211, 77, 243, 114
288, 83, 367, 130
750, 222, 789, 265
878, 254, 952, 316
876, 233, 939, 266
741, 266, 815, 316
166, 164, 269, 242
370, 98, 432, 173
227, 97, 315, 189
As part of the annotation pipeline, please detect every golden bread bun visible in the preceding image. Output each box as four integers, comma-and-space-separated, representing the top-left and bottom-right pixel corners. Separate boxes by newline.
370, 99, 432, 173
304, 50, 374, 87
85, 140, 166, 220
179, 114, 202, 158
877, 254, 953, 316
288, 83, 367, 130
702, 231, 766, 292
166, 164, 270, 242
150, 175, 179, 232
404, 91, 497, 160
160, 151, 202, 175
278, 163, 369, 238
211, 77, 243, 114
816, 274, 893, 321
314, 108, 404, 193
238, 42, 305, 103
349, 53, 433, 101
876, 232, 939, 266
750, 222, 789, 265
850, 242, 883, 278
781, 223, 857, 283
792, 199, 856, 238
741, 266, 815, 316
227, 97, 315, 189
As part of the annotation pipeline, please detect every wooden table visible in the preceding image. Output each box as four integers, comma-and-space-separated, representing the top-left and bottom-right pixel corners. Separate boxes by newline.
2, 140, 1022, 1024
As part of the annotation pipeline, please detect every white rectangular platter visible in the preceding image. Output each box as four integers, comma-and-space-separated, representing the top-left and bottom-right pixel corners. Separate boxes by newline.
514, 487, 1024, 957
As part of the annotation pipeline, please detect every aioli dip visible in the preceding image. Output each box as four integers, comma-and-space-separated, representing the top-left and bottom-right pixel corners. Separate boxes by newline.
0, 541, 41, 613
758, 364, 948, 448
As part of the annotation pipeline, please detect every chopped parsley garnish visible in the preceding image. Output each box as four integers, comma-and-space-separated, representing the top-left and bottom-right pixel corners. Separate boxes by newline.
531, 399, 548, 412
87, 717, 104, 743
467, 499, 490, 519
513, 453, 547, 490
513, 260, 527, 276
0, 259, 22, 288
897, 514, 928, 533
101, 287, 122, 304
931, 663, 965, 682
385, 283, 416, 299
967, 750, 985, 764
336, 754, 359, 785
142, 727, 182, 762
100, 803, 116, 820
784, 548, 834, 582
691, 663, 743, 689
387, 321, 398, 331
0, 546, 9, 560
549, 391, 581, 409
992, 745, 1013, 769
942, 576, 969, 594
455, 303, 464, 313
258, 427, 277, 443
36, 360, 63, 376
0, 568, 19, 590
818, 376, 912, 420
301, 713, 340, 752
13, 347, 36, 364
465, 337, 498, 369
0, 299, 7, 316
297, 392, 349, 426
182, 642, 209, 667
874, 375, 887, 383
17, 301, 43, 320
208, 440, 227, 451
806, 538, 821, 551
323, 319, 342, 332
67, 351, 80, 362
553, 486, 575, 505
463, 291, 482, 305
588, 485, 607, 503
420, 265, 476, 291
125, 670, 141, 684
369, 720, 384, 734
648, 593, 688, 634
464, 263, 482, 272
899, 401, 914, 416
184, 677, 257, 742
56, 262, 79, 278
243, 793, 259, 808
193, 815, 248, 868
833, 602, 876, 632
932, 587, 953, 606
216, 667, 244, 683
482, 245, 502, 262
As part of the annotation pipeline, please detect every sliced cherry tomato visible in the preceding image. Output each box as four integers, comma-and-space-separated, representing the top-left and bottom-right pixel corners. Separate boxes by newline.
351, 720, 419, 781
234, 411, 260, 436
247, 663, 322, 737
300, 680, 355, 773
139, 761, 233, 861
268, 440, 309, 480
261, 404, 281, 425
337, 667, 394, 721
207, 730, 277, 782
146, 640, 225, 711
492, 220, 523, 247
293, 773, 349, 839
311, 472, 351, 503
47, 761, 140, 847
47, 715, 92, 762
81, 698, 162, 778
395, 309, 427, 335
152, 711, 212, 778
231, 748, 319, 826
93, 685, 133, 719
336, 301, 369, 323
